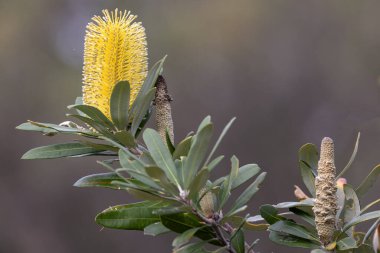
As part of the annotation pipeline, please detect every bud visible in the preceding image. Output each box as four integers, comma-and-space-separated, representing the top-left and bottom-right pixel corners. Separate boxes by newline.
294, 185, 309, 201
199, 188, 215, 218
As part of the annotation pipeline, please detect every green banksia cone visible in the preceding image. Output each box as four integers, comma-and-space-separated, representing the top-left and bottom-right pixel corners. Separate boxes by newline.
313, 137, 338, 247
199, 188, 215, 218
154, 75, 174, 145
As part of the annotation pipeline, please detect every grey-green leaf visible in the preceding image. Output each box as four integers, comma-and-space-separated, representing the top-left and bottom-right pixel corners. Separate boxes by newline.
144, 222, 171, 236
231, 229, 245, 253
22, 142, 106, 159
269, 220, 319, 242
232, 164, 261, 189
73, 172, 125, 189
229, 172, 266, 213
69, 104, 114, 130
269, 231, 320, 249
336, 237, 357, 250
131, 88, 156, 136
143, 128, 180, 187
260, 204, 286, 225
183, 123, 213, 189
204, 117, 236, 166
337, 132, 360, 178
95, 201, 166, 230
356, 164, 380, 198
299, 143, 318, 176
173, 227, 202, 248
110, 81, 130, 130
343, 210, 380, 232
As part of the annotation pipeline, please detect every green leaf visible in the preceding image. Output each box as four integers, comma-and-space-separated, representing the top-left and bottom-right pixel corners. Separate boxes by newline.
207, 155, 224, 172
229, 172, 266, 213
361, 198, 380, 214
299, 143, 318, 176
260, 204, 286, 225
356, 164, 380, 198
114, 130, 136, 148
337, 132, 360, 178
231, 229, 245, 253
336, 237, 357, 250
299, 161, 316, 197
311, 250, 328, 253
143, 128, 180, 187
231, 164, 261, 189
269, 220, 319, 242
22, 142, 106, 159
145, 166, 178, 194
173, 227, 203, 248
69, 104, 115, 130
204, 117, 236, 166
269, 231, 320, 249
289, 207, 315, 226
73, 172, 125, 189
160, 213, 221, 246
343, 210, 380, 232
143, 222, 170, 236
110, 81, 130, 130
95, 201, 166, 230
174, 242, 209, 253
131, 88, 156, 136
16, 122, 58, 134
18, 121, 98, 137
118, 149, 145, 173
173, 136, 192, 160
188, 168, 210, 201
68, 114, 114, 139
78, 141, 118, 152
166, 129, 176, 154
342, 184, 361, 230
183, 122, 213, 189
363, 218, 380, 243
118, 169, 161, 191
131, 56, 166, 118
217, 156, 240, 210
273, 199, 314, 209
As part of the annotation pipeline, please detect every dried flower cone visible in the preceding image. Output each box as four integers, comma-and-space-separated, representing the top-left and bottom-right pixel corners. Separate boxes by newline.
313, 137, 338, 246
155, 75, 174, 145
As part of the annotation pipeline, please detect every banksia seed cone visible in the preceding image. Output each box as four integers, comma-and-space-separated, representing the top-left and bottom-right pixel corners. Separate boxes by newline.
155, 75, 174, 145
199, 188, 215, 218
82, 9, 148, 119
313, 137, 338, 246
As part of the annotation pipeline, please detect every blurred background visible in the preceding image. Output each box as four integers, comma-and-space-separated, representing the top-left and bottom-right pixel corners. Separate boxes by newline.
2, 0, 380, 252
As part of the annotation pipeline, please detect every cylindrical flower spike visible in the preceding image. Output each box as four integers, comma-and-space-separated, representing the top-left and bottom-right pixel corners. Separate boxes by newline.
313, 137, 338, 247
82, 9, 148, 119
154, 75, 174, 145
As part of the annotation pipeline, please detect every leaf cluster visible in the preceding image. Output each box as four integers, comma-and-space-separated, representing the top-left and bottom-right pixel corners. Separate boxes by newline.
259, 134, 380, 252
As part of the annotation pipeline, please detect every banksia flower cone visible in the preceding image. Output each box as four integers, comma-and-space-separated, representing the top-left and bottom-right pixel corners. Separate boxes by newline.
82, 9, 148, 119
313, 137, 338, 247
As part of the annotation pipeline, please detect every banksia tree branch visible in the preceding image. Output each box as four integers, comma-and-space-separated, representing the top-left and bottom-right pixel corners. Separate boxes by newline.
313, 137, 338, 247
154, 75, 174, 145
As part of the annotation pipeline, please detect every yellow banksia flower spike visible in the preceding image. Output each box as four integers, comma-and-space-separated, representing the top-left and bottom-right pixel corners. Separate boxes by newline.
82, 9, 148, 119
